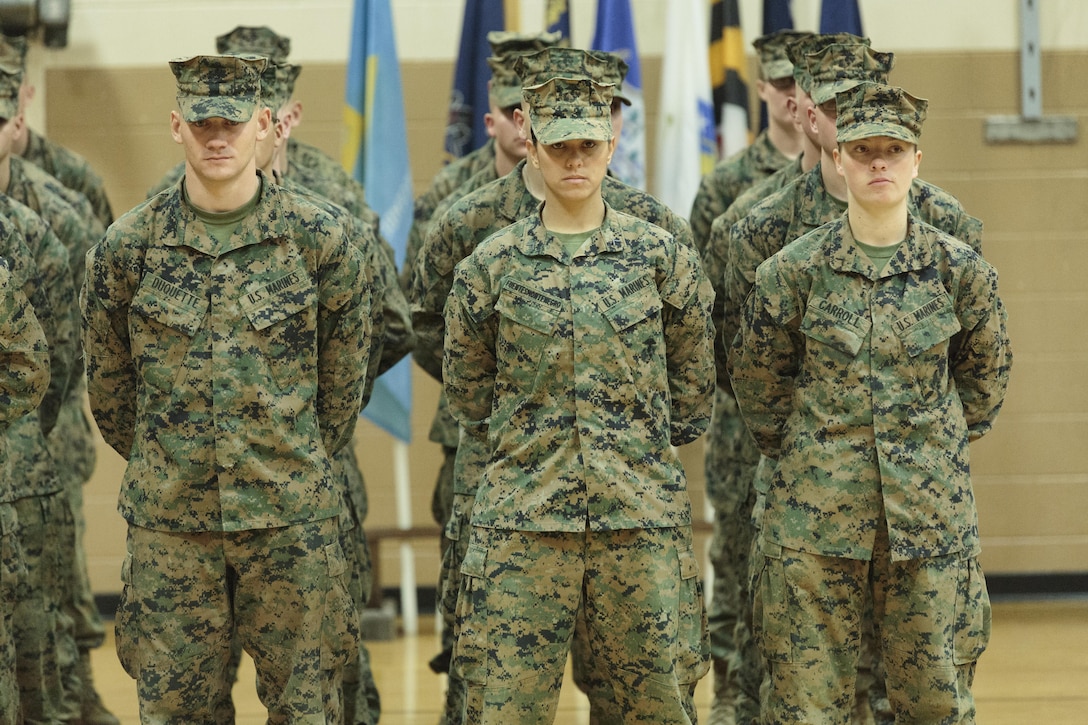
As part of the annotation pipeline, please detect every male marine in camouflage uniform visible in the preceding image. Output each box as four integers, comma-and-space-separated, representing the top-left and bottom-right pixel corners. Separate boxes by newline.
145, 26, 369, 223
690, 30, 809, 254
213, 27, 369, 222
223, 29, 370, 219
411, 46, 701, 725
729, 81, 1010, 724
687, 30, 807, 725
255, 57, 413, 725
404, 28, 565, 674
702, 33, 865, 322
444, 73, 713, 724
701, 33, 878, 725
80, 54, 373, 722
0, 55, 86, 722
402, 31, 561, 294
402, 29, 561, 679
0, 34, 121, 723
0, 257, 52, 724
0, 33, 114, 229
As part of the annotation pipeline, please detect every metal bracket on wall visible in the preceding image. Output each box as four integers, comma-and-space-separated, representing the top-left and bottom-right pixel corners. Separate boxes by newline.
0, 0, 70, 48
984, 0, 1078, 144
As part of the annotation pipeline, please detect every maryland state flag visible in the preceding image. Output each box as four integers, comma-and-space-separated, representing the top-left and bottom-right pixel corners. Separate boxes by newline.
444, 0, 507, 159
709, 0, 750, 160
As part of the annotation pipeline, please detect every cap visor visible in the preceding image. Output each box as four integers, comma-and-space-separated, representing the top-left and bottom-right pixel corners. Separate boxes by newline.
534, 117, 613, 145
178, 96, 255, 123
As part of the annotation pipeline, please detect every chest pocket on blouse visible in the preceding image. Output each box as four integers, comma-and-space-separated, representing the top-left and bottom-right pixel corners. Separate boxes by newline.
600, 275, 664, 379
893, 294, 961, 404
800, 298, 871, 359
130, 275, 207, 393
495, 278, 562, 388
240, 270, 318, 390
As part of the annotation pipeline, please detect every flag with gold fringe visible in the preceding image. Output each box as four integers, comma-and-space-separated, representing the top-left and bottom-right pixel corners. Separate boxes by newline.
654, 0, 717, 215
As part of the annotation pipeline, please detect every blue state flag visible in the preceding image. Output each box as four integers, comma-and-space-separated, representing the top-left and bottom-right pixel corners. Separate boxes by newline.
546, 0, 571, 44
820, 0, 863, 34
445, 0, 506, 159
591, 0, 646, 189
342, 0, 414, 442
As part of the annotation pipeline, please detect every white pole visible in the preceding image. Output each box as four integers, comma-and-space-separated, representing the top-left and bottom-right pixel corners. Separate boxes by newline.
393, 439, 418, 635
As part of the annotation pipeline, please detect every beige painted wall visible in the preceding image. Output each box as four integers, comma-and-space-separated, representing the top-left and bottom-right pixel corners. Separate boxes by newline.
33, 1, 1088, 598
50, 47, 1088, 600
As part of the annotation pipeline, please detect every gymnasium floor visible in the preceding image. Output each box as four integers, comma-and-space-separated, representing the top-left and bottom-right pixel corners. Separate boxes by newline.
91, 598, 1088, 724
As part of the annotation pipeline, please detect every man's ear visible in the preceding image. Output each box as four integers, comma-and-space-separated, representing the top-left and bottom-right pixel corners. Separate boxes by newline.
255, 107, 272, 140
287, 100, 303, 128
170, 110, 184, 144
10, 111, 25, 144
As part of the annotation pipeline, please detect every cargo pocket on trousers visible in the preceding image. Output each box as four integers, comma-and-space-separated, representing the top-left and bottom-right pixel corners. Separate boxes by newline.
451, 542, 490, 686
439, 495, 471, 628
321, 540, 361, 671
753, 539, 793, 664
675, 543, 711, 684
114, 552, 141, 679
0, 505, 27, 602
953, 554, 991, 665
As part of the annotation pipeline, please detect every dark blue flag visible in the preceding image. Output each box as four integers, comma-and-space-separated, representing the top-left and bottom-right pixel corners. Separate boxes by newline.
444, 0, 506, 159
763, 0, 794, 33
760, 0, 795, 130
819, 0, 863, 34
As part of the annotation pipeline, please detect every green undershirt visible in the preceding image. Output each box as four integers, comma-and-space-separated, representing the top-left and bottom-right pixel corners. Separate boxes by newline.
184, 183, 261, 252
854, 239, 902, 273
551, 228, 597, 257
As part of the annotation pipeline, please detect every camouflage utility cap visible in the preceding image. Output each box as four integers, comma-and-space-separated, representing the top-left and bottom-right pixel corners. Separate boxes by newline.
216, 25, 291, 63
807, 43, 894, 105
486, 30, 562, 108
170, 54, 267, 123
787, 32, 870, 93
515, 46, 614, 92
0, 62, 21, 119
525, 76, 614, 145
0, 33, 27, 72
753, 30, 813, 81
596, 50, 632, 106
261, 61, 300, 112
836, 82, 927, 144
487, 30, 563, 58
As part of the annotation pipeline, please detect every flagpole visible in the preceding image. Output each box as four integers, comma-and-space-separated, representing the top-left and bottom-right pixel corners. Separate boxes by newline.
392, 438, 418, 635
343, 0, 418, 636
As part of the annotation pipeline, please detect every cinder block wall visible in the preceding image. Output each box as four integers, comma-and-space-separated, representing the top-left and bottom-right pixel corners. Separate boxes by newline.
44, 24, 1088, 596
